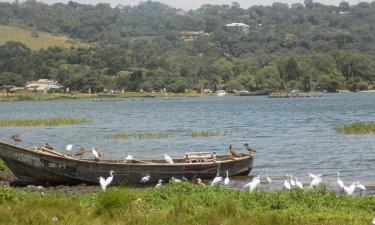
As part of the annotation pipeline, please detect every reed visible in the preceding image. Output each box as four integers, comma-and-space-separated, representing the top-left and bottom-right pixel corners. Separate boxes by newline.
0, 118, 92, 127
191, 130, 222, 137
107, 131, 176, 140
335, 122, 375, 134
0, 183, 374, 225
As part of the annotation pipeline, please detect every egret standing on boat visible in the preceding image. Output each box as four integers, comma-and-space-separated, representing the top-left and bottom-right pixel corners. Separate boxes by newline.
124, 155, 133, 163
229, 144, 241, 157
74, 147, 89, 158
66, 144, 73, 156
92, 147, 101, 161
11, 134, 21, 145
164, 154, 174, 164
99, 170, 114, 192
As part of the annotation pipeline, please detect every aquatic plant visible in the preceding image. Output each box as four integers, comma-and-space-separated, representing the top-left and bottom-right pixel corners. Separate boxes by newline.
107, 131, 176, 140
0, 118, 92, 127
191, 130, 222, 137
335, 122, 375, 134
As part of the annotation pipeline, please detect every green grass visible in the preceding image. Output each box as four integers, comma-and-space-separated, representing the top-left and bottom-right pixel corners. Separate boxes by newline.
335, 122, 375, 134
107, 131, 176, 140
0, 183, 374, 225
0, 160, 8, 171
0, 25, 90, 50
0, 118, 92, 127
191, 130, 223, 137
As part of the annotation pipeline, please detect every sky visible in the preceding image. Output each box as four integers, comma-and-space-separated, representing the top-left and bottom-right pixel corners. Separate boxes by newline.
2, 0, 370, 9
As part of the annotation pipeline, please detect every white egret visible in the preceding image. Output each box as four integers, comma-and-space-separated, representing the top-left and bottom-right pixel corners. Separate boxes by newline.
124, 155, 133, 163
243, 175, 260, 192
309, 176, 322, 189
99, 170, 114, 192
343, 182, 357, 196
266, 172, 272, 185
92, 148, 100, 160
308, 172, 322, 180
295, 177, 303, 189
164, 154, 174, 164
371, 217, 375, 225
223, 171, 229, 186
141, 175, 150, 183
211, 174, 223, 186
170, 177, 181, 183
155, 179, 163, 188
66, 144, 73, 155
356, 181, 366, 191
290, 174, 296, 187
197, 178, 205, 185
337, 172, 344, 189
283, 179, 291, 190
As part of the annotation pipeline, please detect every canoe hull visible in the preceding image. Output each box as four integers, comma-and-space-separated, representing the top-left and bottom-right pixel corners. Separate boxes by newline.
0, 141, 253, 186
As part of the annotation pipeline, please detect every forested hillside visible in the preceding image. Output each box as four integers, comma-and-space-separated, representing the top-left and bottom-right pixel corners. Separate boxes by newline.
1, 0, 375, 92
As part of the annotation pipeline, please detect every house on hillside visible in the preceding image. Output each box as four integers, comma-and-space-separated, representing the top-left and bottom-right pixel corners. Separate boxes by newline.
225, 23, 250, 33
176, 9, 187, 16
180, 31, 209, 41
26, 79, 63, 94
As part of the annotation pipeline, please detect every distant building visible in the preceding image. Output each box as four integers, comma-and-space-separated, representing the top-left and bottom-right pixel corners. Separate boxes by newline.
176, 9, 187, 16
225, 22, 250, 33
180, 31, 209, 41
25, 79, 63, 94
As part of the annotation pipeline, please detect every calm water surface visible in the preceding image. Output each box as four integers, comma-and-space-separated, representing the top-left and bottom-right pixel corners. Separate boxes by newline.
0, 93, 374, 192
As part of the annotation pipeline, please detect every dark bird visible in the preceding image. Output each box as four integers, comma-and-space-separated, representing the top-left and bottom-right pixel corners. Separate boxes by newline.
11, 134, 22, 145
74, 147, 90, 159
44, 143, 54, 150
244, 143, 256, 153
229, 144, 241, 157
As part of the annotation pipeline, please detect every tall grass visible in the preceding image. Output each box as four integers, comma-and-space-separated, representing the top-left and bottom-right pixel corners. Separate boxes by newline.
0, 160, 8, 171
191, 130, 223, 137
0, 118, 92, 127
107, 131, 176, 140
335, 122, 375, 134
0, 183, 374, 225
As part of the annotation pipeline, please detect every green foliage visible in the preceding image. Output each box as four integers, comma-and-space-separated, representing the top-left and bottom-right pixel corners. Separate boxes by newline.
0, 1, 375, 92
0, 160, 8, 171
0, 183, 374, 224
336, 122, 375, 134
0, 118, 92, 127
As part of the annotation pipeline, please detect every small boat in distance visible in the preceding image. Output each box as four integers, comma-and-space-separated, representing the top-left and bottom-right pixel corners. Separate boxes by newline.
268, 90, 323, 98
216, 90, 228, 96
0, 141, 253, 186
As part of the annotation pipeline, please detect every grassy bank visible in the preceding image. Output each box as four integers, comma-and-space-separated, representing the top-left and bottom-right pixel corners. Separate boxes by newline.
0, 160, 8, 171
0, 92, 219, 102
107, 131, 176, 140
0, 118, 92, 127
0, 183, 374, 225
335, 122, 375, 134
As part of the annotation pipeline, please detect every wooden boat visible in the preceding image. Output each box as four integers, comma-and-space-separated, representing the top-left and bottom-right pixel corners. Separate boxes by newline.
0, 141, 253, 186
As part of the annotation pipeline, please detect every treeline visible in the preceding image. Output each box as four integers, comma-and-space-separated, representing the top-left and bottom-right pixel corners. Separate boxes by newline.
0, 0, 375, 92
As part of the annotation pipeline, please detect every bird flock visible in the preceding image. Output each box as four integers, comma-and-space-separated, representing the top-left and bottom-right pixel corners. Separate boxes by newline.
97, 170, 367, 195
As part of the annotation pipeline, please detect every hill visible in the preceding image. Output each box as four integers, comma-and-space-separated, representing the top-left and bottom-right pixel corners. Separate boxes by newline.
0, 1, 374, 92
0, 25, 90, 50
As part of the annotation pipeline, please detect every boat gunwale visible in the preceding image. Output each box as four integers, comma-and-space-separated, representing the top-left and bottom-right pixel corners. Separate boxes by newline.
0, 141, 252, 167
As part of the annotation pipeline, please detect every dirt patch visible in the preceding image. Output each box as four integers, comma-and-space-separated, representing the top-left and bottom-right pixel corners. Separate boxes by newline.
0, 171, 101, 193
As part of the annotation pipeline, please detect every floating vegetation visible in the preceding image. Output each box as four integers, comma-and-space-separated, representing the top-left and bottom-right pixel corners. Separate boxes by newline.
335, 122, 375, 134
108, 131, 176, 140
191, 130, 223, 137
0, 118, 92, 127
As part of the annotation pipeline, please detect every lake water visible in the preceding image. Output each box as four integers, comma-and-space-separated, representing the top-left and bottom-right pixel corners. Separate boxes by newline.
0, 93, 374, 193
